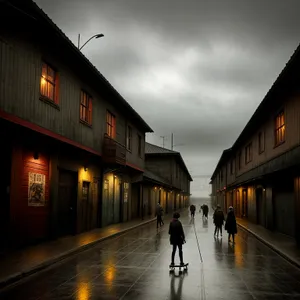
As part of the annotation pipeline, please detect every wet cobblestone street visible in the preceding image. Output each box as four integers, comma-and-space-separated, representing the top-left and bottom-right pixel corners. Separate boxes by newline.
1, 211, 300, 299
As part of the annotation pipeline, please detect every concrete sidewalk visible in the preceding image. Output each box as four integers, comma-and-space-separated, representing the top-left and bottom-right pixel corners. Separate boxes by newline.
237, 218, 300, 269
0, 216, 156, 289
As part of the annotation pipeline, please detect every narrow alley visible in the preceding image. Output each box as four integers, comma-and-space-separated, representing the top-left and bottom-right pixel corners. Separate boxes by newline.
1, 211, 300, 300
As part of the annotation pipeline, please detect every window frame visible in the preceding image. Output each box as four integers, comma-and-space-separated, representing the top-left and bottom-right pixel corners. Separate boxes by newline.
274, 110, 285, 146
40, 61, 59, 107
106, 110, 116, 138
245, 142, 253, 164
258, 131, 265, 154
126, 125, 132, 151
80, 90, 93, 126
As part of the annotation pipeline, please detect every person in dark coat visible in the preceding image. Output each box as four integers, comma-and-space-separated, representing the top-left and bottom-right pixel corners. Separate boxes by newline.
190, 204, 196, 218
156, 202, 164, 228
202, 204, 209, 219
169, 212, 186, 266
213, 205, 225, 237
225, 206, 237, 244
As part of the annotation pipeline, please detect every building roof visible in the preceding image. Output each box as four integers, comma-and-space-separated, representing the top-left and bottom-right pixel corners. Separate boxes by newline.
211, 39, 300, 179
231, 43, 300, 149
210, 148, 232, 180
9, 0, 153, 133
145, 142, 193, 181
143, 169, 173, 188
145, 143, 180, 155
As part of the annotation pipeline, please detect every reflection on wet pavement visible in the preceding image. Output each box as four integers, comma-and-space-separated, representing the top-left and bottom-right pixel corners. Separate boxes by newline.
1, 211, 300, 299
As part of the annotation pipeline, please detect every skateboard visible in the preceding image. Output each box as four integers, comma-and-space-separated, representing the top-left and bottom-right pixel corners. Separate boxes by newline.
169, 263, 189, 273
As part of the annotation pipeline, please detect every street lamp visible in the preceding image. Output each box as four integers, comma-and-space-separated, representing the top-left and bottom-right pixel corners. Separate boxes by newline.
78, 33, 104, 50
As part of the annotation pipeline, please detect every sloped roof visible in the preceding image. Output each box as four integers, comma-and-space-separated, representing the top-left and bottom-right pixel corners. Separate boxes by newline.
145, 143, 180, 154
211, 42, 300, 179
143, 169, 172, 187
145, 142, 193, 181
231, 43, 300, 149
210, 148, 232, 180
7, 0, 153, 133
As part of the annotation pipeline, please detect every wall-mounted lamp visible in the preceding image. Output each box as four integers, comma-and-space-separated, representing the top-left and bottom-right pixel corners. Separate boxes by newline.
114, 175, 117, 178
84, 166, 88, 172
263, 188, 266, 192
159, 187, 162, 190
33, 151, 39, 160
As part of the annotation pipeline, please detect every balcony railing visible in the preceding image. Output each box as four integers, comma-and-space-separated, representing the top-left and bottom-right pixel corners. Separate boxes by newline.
102, 135, 127, 165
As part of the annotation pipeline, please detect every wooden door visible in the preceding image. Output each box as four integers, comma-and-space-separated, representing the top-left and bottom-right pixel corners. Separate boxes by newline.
58, 170, 77, 236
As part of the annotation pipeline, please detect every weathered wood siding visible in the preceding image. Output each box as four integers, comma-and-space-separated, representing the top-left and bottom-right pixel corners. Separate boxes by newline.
235, 95, 300, 178
145, 156, 172, 182
0, 32, 147, 170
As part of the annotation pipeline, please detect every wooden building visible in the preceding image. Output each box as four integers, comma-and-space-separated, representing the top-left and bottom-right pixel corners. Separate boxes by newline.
140, 143, 193, 216
210, 43, 300, 244
0, 0, 152, 250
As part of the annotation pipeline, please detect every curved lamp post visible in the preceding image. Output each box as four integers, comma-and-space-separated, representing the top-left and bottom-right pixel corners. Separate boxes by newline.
78, 33, 104, 50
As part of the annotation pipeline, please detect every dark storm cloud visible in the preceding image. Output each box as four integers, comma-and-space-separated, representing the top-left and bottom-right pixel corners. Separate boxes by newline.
35, 0, 300, 196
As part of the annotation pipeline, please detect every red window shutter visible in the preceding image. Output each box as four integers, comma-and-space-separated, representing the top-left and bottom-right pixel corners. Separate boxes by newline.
88, 98, 92, 125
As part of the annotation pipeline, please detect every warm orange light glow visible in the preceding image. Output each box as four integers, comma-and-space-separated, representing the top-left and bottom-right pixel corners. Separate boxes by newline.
76, 282, 90, 300
40, 76, 46, 85
234, 241, 244, 268
79, 167, 91, 182
105, 265, 116, 288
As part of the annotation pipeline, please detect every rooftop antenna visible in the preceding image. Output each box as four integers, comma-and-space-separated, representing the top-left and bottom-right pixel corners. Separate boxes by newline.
160, 136, 167, 148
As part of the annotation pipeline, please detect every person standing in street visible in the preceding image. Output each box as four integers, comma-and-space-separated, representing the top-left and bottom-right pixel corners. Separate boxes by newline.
155, 202, 164, 228
213, 205, 225, 237
190, 204, 196, 218
202, 204, 209, 220
169, 212, 186, 266
225, 206, 237, 244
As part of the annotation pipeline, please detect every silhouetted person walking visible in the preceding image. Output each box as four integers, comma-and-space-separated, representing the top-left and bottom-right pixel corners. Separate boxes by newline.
190, 204, 196, 218
202, 204, 209, 219
213, 205, 225, 237
225, 206, 237, 244
156, 202, 164, 228
169, 212, 186, 266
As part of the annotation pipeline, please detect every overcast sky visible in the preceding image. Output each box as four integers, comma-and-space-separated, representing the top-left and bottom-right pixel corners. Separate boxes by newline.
35, 0, 300, 197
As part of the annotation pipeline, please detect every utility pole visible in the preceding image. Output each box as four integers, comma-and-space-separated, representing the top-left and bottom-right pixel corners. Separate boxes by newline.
160, 136, 166, 148
171, 133, 174, 150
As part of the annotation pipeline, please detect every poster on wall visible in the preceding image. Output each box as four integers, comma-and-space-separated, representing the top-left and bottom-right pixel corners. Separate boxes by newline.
28, 172, 46, 206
